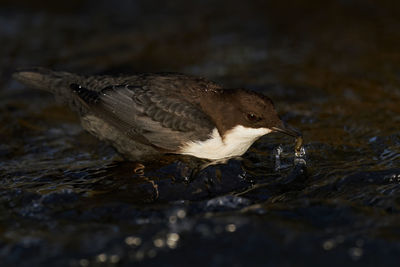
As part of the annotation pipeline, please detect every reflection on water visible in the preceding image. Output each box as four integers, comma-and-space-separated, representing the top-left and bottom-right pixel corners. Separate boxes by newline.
1, 0, 400, 266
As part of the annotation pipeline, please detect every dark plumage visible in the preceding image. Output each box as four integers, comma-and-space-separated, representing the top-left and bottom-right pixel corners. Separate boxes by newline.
13, 67, 300, 161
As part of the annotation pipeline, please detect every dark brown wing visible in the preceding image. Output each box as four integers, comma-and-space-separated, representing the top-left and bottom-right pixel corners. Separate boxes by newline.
71, 83, 215, 151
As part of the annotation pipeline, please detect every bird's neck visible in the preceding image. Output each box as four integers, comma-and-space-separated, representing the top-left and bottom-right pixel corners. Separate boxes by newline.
199, 91, 235, 137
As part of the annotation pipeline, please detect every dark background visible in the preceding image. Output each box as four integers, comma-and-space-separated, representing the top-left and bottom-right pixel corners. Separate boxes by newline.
1, 1, 400, 266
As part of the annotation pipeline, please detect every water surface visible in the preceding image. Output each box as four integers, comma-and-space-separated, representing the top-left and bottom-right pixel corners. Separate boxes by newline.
1, 1, 400, 266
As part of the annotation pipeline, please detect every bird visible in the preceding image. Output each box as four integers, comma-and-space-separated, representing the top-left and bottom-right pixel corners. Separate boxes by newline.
13, 67, 302, 162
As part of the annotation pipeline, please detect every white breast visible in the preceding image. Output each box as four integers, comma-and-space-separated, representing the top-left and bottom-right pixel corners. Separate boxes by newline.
180, 125, 272, 160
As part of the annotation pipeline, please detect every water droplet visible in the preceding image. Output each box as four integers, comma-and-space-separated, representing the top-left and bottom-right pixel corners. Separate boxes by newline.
275, 145, 283, 157
110, 255, 120, 263
177, 209, 186, 219
225, 224, 236, 232
153, 238, 165, 248
166, 233, 180, 249
169, 215, 177, 224
96, 253, 107, 262
295, 146, 306, 158
79, 259, 89, 267
274, 145, 283, 171
369, 136, 377, 143
125, 236, 142, 246
322, 240, 335, 250
349, 247, 363, 260
167, 233, 180, 242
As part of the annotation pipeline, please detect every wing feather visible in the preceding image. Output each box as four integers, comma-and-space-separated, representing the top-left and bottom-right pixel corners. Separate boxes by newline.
73, 84, 214, 151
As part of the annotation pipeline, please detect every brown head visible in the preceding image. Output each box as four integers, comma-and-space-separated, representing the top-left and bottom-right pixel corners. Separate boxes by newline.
200, 88, 301, 138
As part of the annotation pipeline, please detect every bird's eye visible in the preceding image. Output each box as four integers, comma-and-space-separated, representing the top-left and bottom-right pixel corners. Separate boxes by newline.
246, 113, 260, 122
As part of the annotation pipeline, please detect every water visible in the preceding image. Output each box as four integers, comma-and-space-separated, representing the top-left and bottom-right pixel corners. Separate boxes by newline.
1, 1, 400, 266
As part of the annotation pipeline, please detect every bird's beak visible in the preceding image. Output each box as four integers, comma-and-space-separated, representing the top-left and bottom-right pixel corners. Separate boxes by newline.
271, 124, 302, 138
272, 123, 303, 154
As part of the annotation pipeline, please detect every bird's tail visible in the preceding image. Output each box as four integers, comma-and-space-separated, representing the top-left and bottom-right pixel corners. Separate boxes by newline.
13, 67, 88, 113
13, 67, 79, 93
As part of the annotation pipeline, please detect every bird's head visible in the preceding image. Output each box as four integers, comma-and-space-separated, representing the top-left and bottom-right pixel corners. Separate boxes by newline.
205, 89, 301, 139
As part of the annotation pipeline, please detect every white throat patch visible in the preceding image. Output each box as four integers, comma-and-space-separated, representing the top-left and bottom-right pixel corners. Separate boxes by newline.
180, 125, 272, 160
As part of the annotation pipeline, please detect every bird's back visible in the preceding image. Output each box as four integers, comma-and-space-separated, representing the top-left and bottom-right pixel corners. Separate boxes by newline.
13, 68, 221, 113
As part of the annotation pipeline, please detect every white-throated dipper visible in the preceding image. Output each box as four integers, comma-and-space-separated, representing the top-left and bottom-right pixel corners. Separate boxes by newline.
13, 68, 302, 161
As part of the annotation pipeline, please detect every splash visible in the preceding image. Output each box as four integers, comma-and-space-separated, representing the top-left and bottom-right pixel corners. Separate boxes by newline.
295, 146, 306, 158
294, 146, 307, 165
274, 142, 307, 170
273, 145, 283, 171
